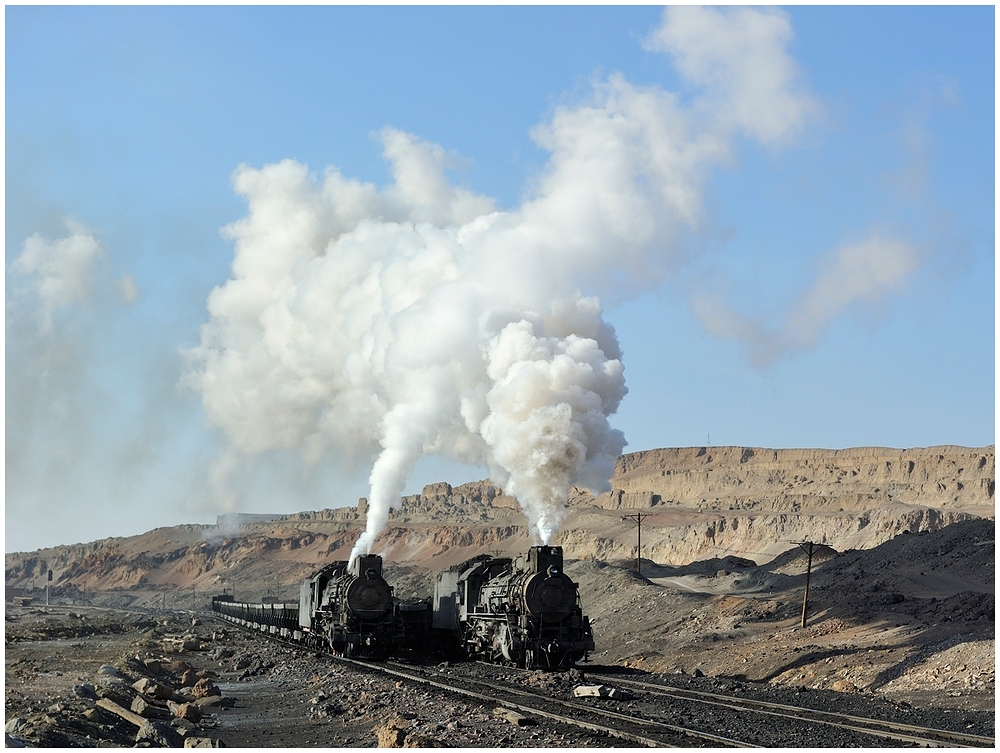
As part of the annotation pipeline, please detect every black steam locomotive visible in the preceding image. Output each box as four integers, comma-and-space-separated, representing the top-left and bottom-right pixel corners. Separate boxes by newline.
211, 546, 594, 670
212, 553, 395, 659
431, 545, 594, 669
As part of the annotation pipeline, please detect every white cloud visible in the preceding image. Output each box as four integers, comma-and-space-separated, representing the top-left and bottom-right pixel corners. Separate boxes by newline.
645, 6, 821, 145
694, 233, 921, 365
117, 274, 139, 306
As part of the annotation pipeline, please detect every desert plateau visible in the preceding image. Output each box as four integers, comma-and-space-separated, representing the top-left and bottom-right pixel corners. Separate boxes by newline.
5, 445, 995, 747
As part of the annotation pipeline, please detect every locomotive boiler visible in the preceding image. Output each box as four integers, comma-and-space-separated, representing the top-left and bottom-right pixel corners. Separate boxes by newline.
433, 545, 594, 669
299, 553, 395, 658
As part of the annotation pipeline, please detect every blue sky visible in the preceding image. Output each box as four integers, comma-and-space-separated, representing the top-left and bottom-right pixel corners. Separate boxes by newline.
6, 6, 994, 553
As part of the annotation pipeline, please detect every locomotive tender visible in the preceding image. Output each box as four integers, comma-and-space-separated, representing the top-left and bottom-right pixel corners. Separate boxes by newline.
433, 545, 594, 669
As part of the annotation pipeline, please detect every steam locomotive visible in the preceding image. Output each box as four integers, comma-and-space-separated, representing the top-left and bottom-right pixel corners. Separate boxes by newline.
432, 546, 595, 669
212, 553, 395, 659
211, 546, 594, 670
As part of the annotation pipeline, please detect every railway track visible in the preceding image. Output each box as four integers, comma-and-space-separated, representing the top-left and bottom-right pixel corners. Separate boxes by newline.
599, 674, 995, 748
212, 616, 743, 746
362, 658, 757, 747
214, 614, 994, 748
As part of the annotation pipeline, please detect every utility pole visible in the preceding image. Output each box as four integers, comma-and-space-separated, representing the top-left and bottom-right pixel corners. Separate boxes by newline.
621, 513, 650, 574
795, 541, 816, 628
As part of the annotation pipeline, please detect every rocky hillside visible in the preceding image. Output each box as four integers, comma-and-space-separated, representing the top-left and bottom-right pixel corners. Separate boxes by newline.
607, 445, 993, 513
5, 445, 993, 603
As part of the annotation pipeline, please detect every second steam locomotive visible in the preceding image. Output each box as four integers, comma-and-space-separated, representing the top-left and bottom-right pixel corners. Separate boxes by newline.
212, 545, 594, 669
433, 546, 594, 669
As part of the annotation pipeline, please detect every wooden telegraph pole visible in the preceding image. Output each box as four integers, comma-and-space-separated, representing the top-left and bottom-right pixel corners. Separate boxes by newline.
795, 541, 816, 628
622, 513, 650, 574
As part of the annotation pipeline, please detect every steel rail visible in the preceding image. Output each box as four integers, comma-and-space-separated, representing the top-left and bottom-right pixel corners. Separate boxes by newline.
211, 615, 690, 746
606, 675, 994, 748
371, 660, 760, 749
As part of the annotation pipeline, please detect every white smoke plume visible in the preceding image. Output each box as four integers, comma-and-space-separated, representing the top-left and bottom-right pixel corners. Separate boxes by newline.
11, 220, 104, 332
694, 233, 921, 366
184, 7, 821, 562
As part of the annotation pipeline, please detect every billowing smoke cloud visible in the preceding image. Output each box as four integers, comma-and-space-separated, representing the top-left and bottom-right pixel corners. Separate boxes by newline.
694, 233, 921, 366
11, 220, 104, 332
184, 7, 841, 561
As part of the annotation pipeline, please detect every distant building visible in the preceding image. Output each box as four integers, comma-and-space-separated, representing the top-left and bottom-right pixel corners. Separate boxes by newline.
6, 587, 30, 602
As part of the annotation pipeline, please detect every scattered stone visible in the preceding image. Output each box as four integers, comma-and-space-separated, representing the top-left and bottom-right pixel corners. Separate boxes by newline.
493, 707, 534, 727
96, 697, 147, 727
144, 658, 164, 674
402, 733, 448, 747
135, 719, 184, 748
193, 695, 235, 709
374, 715, 410, 747
73, 682, 98, 700
192, 678, 221, 698
133, 677, 174, 700
131, 695, 172, 720
168, 701, 204, 722
185, 737, 226, 748
98, 664, 119, 676
572, 684, 630, 700
181, 669, 199, 687
5, 718, 27, 735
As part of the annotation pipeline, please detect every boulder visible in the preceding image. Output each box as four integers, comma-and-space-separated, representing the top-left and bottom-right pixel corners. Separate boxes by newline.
193, 695, 235, 709
4, 718, 27, 735
184, 738, 225, 748
144, 659, 164, 674
180, 669, 199, 687
73, 683, 98, 700
133, 677, 174, 700
168, 702, 203, 722
131, 695, 172, 720
374, 715, 409, 748
135, 719, 183, 748
192, 678, 221, 698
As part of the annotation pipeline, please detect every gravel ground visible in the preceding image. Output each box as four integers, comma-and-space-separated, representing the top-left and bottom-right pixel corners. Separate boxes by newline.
5, 603, 994, 748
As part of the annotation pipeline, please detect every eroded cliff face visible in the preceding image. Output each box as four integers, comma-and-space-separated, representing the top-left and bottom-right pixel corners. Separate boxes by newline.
604, 446, 994, 514
5, 446, 993, 600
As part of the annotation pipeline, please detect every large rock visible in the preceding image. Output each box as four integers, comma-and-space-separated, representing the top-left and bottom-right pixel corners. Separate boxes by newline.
167, 701, 203, 722
131, 695, 172, 720
191, 678, 220, 698
133, 677, 174, 701
374, 716, 409, 748
135, 720, 183, 748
